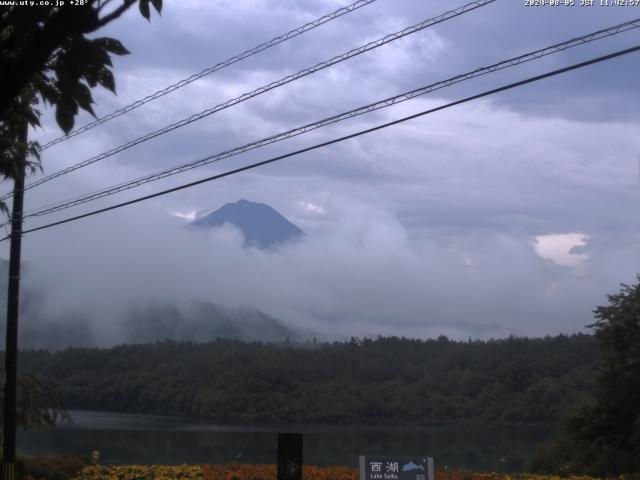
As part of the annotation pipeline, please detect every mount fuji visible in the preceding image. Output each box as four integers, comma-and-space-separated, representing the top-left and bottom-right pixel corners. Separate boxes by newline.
190, 199, 304, 249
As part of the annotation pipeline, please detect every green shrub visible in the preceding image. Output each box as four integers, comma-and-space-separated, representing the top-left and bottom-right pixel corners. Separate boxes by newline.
21, 454, 89, 480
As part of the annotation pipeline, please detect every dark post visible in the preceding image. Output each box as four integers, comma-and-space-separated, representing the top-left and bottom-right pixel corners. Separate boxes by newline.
2, 123, 27, 480
277, 433, 303, 480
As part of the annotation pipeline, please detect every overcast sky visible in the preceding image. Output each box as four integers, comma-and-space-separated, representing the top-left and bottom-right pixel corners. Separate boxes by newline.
3, 0, 640, 342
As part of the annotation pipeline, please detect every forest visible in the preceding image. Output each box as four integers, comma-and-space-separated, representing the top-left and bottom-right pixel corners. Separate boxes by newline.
15, 334, 597, 425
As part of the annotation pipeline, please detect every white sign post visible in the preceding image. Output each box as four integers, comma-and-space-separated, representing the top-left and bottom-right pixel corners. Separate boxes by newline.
359, 457, 434, 480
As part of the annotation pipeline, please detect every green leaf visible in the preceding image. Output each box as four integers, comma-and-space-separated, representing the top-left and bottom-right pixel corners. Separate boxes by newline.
97, 68, 115, 93
25, 109, 41, 128
139, 0, 151, 20
37, 81, 59, 106
55, 103, 75, 134
0, 25, 14, 42
56, 73, 76, 94
94, 37, 130, 56
87, 40, 112, 67
82, 67, 99, 88
150, 0, 162, 13
73, 82, 96, 117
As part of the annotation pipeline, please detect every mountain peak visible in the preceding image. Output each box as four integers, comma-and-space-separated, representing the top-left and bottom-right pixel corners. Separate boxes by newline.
190, 199, 303, 249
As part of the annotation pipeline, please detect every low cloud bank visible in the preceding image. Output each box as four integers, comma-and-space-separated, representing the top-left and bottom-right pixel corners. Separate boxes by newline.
10, 197, 639, 348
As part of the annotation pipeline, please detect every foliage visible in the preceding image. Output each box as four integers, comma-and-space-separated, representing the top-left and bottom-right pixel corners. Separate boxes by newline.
66, 464, 611, 480
20, 454, 89, 480
528, 277, 640, 476
436, 470, 600, 480
17, 334, 597, 426
0, 0, 162, 186
72, 464, 204, 480
202, 464, 357, 480
0, 373, 69, 441
0, 87, 42, 186
527, 436, 575, 476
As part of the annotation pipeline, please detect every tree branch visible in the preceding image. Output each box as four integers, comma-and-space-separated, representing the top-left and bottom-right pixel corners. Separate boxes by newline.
0, 0, 139, 120
97, 0, 116, 14
96, 0, 137, 28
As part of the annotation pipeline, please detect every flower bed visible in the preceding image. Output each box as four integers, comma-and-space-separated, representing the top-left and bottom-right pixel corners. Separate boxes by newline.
68, 465, 606, 480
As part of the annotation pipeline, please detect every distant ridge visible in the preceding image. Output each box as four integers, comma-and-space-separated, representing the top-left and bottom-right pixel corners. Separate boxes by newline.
124, 300, 301, 344
190, 199, 303, 249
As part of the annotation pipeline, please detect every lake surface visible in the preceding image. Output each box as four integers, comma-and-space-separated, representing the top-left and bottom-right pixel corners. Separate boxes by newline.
17, 410, 555, 472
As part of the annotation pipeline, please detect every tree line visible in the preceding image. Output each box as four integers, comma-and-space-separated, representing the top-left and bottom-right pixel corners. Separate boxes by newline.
528, 278, 640, 476
14, 334, 597, 426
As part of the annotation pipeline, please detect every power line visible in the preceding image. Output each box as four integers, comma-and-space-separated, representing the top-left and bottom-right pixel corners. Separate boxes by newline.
20, 17, 640, 220
37, 0, 379, 152
5, 44, 638, 242
3, 0, 496, 201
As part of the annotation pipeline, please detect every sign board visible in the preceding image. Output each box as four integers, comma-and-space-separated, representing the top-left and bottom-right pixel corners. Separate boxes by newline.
277, 433, 302, 480
359, 457, 434, 480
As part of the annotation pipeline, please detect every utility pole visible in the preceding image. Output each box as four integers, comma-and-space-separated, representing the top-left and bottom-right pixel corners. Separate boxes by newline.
2, 122, 27, 480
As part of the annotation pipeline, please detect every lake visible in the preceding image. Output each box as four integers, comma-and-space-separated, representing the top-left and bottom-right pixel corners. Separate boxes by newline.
17, 410, 555, 472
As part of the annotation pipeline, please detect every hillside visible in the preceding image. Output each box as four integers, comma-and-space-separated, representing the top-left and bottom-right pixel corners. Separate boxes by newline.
0, 259, 303, 348
15, 335, 597, 425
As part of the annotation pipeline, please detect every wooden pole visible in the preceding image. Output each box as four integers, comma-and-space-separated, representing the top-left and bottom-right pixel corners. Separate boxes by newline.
2, 121, 27, 479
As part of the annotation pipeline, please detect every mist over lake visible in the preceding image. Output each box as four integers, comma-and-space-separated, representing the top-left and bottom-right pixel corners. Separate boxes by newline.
18, 410, 555, 472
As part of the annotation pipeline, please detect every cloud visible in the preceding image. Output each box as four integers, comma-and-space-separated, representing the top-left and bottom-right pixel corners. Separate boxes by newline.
300, 201, 326, 215
2, 0, 639, 345
7, 187, 638, 348
169, 210, 199, 221
531, 233, 590, 269
9, 91, 640, 343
